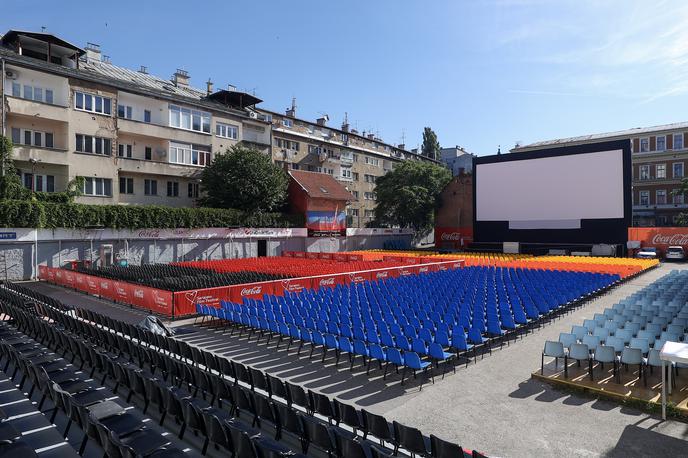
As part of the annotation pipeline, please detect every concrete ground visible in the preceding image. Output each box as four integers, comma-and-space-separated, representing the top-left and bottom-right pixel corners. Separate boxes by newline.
22, 263, 688, 457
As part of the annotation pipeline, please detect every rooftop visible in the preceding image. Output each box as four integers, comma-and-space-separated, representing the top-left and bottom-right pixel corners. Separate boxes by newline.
513, 120, 688, 152
288, 170, 353, 201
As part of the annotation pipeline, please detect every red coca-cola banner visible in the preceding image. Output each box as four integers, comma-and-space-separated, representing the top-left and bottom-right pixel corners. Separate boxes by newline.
347, 254, 362, 262
282, 251, 294, 257
318, 252, 333, 260
64, 271, 75, 288
173, 286, 231, 317
294, 251, 306, 258
305, 252, 319, 259
310, 274, 343, 289
347, 271, 371, 284
333, 253, 348, 262
628, 227, 688, 249
230, 281, 274, 303
435, 226, 474, 249
38, 265, 48, 279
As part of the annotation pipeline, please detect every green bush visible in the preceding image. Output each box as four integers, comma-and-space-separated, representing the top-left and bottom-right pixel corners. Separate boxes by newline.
0, 200, 303, 229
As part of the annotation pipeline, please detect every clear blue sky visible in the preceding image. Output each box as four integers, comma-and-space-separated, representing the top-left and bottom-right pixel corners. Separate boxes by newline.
3, 0, 686, 155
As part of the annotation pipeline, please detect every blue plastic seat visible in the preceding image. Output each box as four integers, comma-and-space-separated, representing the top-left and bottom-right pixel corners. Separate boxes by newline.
428, 342, 456, 378
367, 343, 386, 374
402, 351, 433, 388
384, 347, 404, 380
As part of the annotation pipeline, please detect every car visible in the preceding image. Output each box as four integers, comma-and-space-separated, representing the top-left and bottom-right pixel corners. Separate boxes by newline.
665, 246, 686, 261
636, 247, 659, 259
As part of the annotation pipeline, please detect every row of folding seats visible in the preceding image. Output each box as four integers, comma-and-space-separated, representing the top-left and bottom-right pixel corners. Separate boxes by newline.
15, 285, 481, 458
68, 264, 288, 292
0, 304, 189, 457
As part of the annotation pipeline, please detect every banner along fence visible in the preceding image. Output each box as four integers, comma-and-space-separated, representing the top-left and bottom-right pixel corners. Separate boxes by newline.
39, 259, 465, 318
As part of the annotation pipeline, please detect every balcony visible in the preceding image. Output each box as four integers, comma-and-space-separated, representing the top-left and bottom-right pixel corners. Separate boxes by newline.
6, 96, 68, 122
117, 118, 211, 144
242, 129, 271, 146
340, 153, 354, 164
115, 157, 203, 179
12, 145, 70, 166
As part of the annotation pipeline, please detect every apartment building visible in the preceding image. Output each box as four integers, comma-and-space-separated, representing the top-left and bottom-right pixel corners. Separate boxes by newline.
511, 122, 688, 227
262, 102, 434, 227
439, 145, 476, 176
0, 30, 270, 207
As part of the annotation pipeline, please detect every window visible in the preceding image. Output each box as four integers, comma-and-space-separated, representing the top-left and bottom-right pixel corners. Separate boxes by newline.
166, 181, 179, 197
118, 144, 133, 158
276, 139, 299, 151
82, 177, 112, 196
119, 177, 134, 194
188, 183, 199, 198
364, 209, 375, 217
640, 138, 649, 153
348, 208, 359, 216
46, 175, 54, 192
352, 172, 359, 181
145, 146, 152, 160
282, 119, 293, 127
364, 174, 376, 183
364, 192, 375, 200
674, 162, 684, 178
117, 105, 133, 119
74, 91, 111, 115
352, 191, 359, 199
656, 189, 667, 205
639, 190, 650, 205
353, 154, 358, 162
673, 189, 684, 204
11, 82, 20, 97
76, 134, 111, 155
308, 145, 322, 155
656, 164, 666, 179
216, 122, 238, 139
341, 169, 352, 179
144, 110, 151, 123
23, 85, 33, 100
45, 90, 53, 104
365, 157, 380, 166
674, 133, 683, 150
169, 105, 211, 133
144, 179, 157, 196
639, 165, 650, 180
656, 136, 666, 152
11, 128, 53, 148
169, 142, 211, 166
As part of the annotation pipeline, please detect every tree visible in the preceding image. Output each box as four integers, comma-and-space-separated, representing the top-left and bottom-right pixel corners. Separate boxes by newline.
373, 160, 451, 235
199, 144, 288, 212
672, 181, 688, 226
421, 127, 441, 161
0, 135, 26, 200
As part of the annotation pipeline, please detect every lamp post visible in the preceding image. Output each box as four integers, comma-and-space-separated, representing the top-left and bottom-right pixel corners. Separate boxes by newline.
28, 158, 38, 192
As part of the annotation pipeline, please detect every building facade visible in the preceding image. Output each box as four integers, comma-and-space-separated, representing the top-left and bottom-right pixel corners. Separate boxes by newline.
439, 146, 475, 176
261, 105, 435, 227
0, 30, 269, 208
0, 29, 436, 227
511, 122, 688, 227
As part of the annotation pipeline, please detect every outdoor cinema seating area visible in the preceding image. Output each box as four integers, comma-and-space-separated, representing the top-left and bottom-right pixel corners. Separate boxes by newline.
0, 281, 483, 458
539, 270, 688, 413
198, 266, 620, 386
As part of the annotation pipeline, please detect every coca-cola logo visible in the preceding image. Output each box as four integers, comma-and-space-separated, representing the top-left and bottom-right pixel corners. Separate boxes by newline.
419, 266, 429, 273
241, 286, 262, 296
651, 233, 688, 245
134, 289, 144, 299
100, 282, 109, 289
138, 229, 160, 238
400, 269, 412, 276
376, 271, 389, 279
319, 277, 335, 286
116, 287, 126, 296
441, 232, 462, 241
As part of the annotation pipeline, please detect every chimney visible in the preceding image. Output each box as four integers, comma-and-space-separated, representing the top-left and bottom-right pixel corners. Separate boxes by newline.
398, 143, 405, 150
85, 42, 101, 62
316, 114, 329, 126
351, 129, 359, 134
172, 69, 189, 88
341, 112, 350, 133
367, 133, 375, 140
286, 97, 297, 118
206, 78, 213, 96
138, 65, 148, 74
227, 84, 237, 92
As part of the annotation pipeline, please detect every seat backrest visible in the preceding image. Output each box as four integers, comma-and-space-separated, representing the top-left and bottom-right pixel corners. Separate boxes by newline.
393, 421, 428, 455
620, 347, 642, 365
569, 343, 590, 361
582, 334, 601, 349
605, 336, 625, 353
430, 434, 464, 458
362, 409, 393, 441
629, 338, 649, 354
543, 341, 565, 358
558, 333, 577, 349
594, 345, 616, 363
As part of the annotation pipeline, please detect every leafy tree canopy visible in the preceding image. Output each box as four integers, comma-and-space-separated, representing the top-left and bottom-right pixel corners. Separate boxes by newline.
421, 127, 441, 161
373, 160, 451, 235
200, 144, 288, 212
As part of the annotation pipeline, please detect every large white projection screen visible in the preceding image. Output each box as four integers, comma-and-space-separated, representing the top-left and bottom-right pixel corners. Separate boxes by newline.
476, 149, 624, 229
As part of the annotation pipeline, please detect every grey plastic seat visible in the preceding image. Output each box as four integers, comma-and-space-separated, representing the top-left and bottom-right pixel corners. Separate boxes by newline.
619, 347, 644, 384
593, 345, 618, 380
603, 321, 618, 332
645, 323, 662, 338
629, 337, 650, 355
593, 327, 610, 343
568, 343, 592, 379
614, 329, 633, 345
637, 330, 655, 342
624, 322, 641, 336
558, 333, 577, 350
583, 320, 597, 333
571, 325, 587, 341
541, 341, 566, 376
605, 336, 625, 354
582, 334, 601, 350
